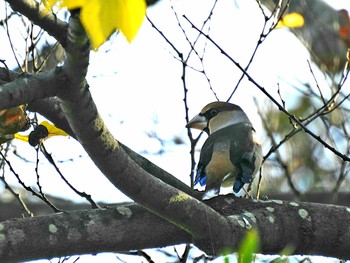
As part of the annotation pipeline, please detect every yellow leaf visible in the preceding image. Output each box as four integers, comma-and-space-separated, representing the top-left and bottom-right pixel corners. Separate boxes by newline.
114, 0, 146, 43
43, 0, 146, 48
47, 0, 146, 49
14, 134, 29, 142
62, 0, 86, 9
277, 12, 304, 29
42, 0, 84, 9
42, 0, 57, 9
40, 121, 68, 137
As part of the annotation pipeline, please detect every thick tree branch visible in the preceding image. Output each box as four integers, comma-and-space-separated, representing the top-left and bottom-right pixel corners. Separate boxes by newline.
2, 192, 350, 222
4, 0, 68, 47
27, 96, 195, 196
1, 0, 196, 200
1, 196, 350, 262
0, 203, 191, 262
0, 67, 194, 200
55, 13, 234, 254
27, 97, 76, 136
210, 196, 350, 259
0, 68, 65, 109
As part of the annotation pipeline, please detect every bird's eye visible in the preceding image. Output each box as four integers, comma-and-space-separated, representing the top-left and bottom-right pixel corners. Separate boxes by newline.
209, 109, 218, 117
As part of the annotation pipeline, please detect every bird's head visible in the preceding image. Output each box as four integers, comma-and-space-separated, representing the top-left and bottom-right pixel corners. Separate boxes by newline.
186, 101, 252, 135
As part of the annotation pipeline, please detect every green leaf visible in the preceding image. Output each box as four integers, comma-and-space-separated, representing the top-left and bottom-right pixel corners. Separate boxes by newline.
238, 229, 260, 263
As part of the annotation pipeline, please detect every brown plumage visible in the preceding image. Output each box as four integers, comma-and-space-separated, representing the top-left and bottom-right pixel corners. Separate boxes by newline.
186, 101, 262, 199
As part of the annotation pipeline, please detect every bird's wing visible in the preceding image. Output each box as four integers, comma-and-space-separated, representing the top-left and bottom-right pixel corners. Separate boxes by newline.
227, 123, 261, 192
194, 123, 246, 187
194, 123, 261, 193
194, 137, 214, 186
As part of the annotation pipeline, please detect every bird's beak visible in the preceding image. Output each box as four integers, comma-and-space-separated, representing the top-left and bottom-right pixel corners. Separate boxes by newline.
186, 114, 207, 130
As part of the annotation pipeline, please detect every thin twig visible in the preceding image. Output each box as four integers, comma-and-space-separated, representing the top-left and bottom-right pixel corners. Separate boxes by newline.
4, 4, 22, 71
39, 143, 100, 209
0, 145, 33, 217
257, 101, 301, 197
228, 0, 290, 101
307, 60, 326, 104
0, 148, 60, 213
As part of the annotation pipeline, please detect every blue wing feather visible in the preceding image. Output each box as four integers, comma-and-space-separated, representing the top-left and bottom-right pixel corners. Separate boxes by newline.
233, 179, 244, 193
233, 151, 258, 192
194, 165, 207, 186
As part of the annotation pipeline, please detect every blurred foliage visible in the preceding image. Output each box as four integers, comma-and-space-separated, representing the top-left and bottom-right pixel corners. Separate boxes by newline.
262, 0, 350, 76
238, 229, 260, 263
256, 0, 350, 198
261, 90, 350, 195
0, 106, 29, 144
20, 43, 65, 73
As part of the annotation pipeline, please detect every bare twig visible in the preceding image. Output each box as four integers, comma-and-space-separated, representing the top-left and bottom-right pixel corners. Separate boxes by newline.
3, 4, 22, 71
0, 147, 60, 213
39, 143, 100, 209
228, 0, 290, 101
0, 145, 33, 217
147, 1, 220, 187
307, 60, 326, 104
257, 101, 301, 197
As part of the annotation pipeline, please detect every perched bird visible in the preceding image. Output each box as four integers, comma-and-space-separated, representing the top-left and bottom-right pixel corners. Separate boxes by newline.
186, 101, 262, 200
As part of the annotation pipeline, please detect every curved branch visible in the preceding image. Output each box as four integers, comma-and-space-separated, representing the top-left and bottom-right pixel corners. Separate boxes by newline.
27, 97, 76, 136
1, 1, 196, 199
27, 97, 196, 197
56, 14, 233, 252
0, 56, 194, 199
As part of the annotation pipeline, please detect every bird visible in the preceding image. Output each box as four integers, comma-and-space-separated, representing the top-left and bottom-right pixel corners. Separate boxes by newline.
186, 101, 262, 200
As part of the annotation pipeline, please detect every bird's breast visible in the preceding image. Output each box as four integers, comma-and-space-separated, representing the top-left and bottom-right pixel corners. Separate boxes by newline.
205, 140, 237, 182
